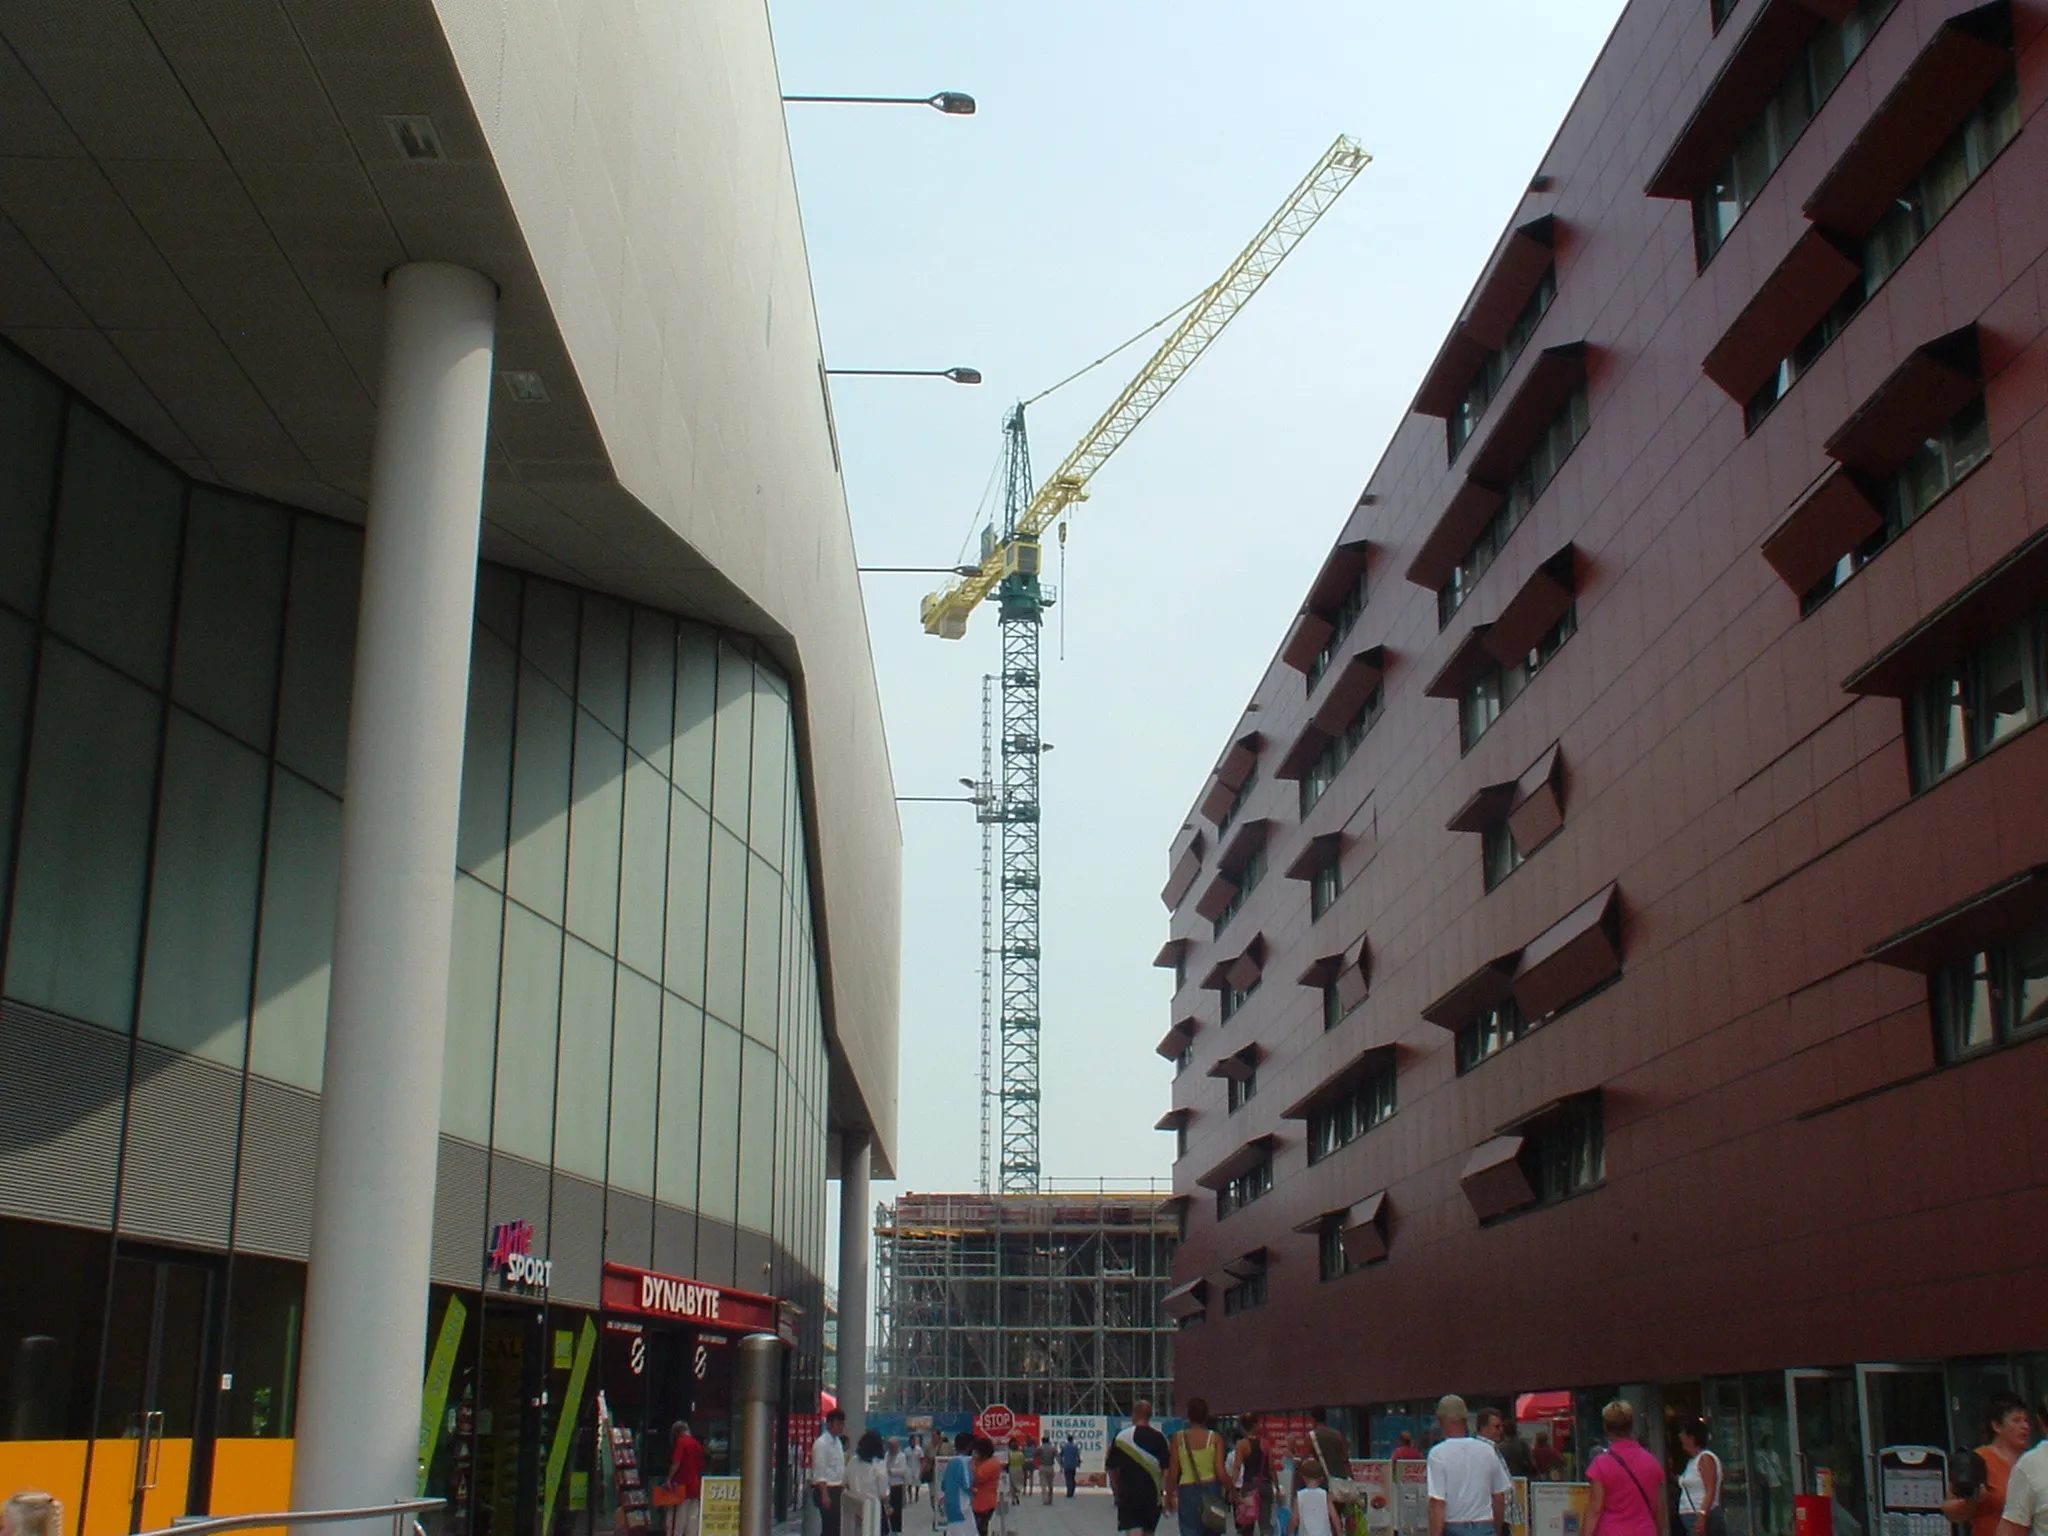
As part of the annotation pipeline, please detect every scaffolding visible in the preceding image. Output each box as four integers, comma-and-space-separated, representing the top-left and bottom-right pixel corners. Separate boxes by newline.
872, 1182, 1179, 1415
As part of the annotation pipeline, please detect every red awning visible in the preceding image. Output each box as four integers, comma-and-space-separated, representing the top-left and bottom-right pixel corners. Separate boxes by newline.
1461, 1135, 1535, 1220
1207, 1045, 1262, 1082
1512, 883, 1623, 1021
1425, 627, 1499, 700
1517, 1391, 1574, 1424
1507, 744, 1567, 853
1154, 937, 1191, 970
1312, 646, 1389, 734
1464, 343, 1589, 487
1194, 872, 1239, 923
1483, 547, 1578, 665
1277, 723, 1332, 783
1162, 843, 1204, 910
1422, 954, 1521, 1028
1281, 610, 1337, 675
1408, 480, 1507, 591
1280, 1045, 1395, 1121
1415, 217, 1559, 417
1304, 539, 1374, 614
1761, 464, 1885, 596
1285, 832, 1344, 883
1845, 524, 2048, 698
1703, 228, 1863, 403
1197, 1135, 1279, 1191
1866, 865, 2048, 972
1825, 326, 1982, 478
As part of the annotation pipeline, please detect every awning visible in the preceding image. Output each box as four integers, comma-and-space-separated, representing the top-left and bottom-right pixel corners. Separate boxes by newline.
1155, 1017, 1199, 1060
1276, 723, 1333, 782
1207, 1045, 1262, 1082
1213, 731, 1263, 792
1408, 479, 1507, 591
1197, 1134, 1279, 1191
1483, 547, 1578, 665
1825, 326, 1981, 477
1304, 539, 1374, 614
1844, 523, 2048, 698
1154, 937, 1192, 970
1425, 626, 1499, 699
1415, 217, 1560, 417
1312, 646, 1389, 734
1464, 342, 1590, 488
1804, 3, 2013, 239
1154, 1106, 1193, 1132
1285, 832, 1345, 883
1281, 610, 1337, 675
1644, 0, 1851, 199
1512, 883, 1623, 1021
1197, 776, 1238, 826
1217, 817, 1273, 876
1162, 842, 1204, 910
1703, 228, 1864, 402
1195, 872, 1239, 923
1225, 939, 1266, 993
1760, 463, 1885, 596
1217, 1248, 1268, 1281
1447, 780, 1517, 834
1517, 1391, 1574, 1424
1160, 1278, 1208, 1319
1281, 1045, 1396, 1121
1334, 935, 1371, 1012
1461, 1134, 1535, 1220
1421, 954, 1521, 1028
1336, 1191, 1390, 1266
1866, 865, 2048, 972
1507, 743, 1567, 853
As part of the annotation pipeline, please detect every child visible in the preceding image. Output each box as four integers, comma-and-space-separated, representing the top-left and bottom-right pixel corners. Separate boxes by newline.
1293, 1459, 1334, 1536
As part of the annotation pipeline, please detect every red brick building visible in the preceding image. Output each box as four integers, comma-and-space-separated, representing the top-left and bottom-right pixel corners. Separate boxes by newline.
1155, 0, 2048, 1509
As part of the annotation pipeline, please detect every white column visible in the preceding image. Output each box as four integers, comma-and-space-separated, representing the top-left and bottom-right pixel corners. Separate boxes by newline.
292, 262, 497, 1519
836, 1131, 872, 1440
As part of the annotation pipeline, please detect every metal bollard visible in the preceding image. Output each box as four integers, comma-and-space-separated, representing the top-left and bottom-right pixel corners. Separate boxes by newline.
735, 1332, 783, 1536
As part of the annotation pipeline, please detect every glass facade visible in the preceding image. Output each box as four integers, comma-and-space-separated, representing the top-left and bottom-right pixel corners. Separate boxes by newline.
0, 342, 832, 1530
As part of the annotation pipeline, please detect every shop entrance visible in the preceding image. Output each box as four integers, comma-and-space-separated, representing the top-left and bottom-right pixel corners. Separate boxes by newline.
95, 1254, 215, 1534
1787, 1370, 1868, 1536
473, 1308, 545, 1536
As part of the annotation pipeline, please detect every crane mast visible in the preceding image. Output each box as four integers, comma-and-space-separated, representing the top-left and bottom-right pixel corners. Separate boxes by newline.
933, 136, 1370, 1193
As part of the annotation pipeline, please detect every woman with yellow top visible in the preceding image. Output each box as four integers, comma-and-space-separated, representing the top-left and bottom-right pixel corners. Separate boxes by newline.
1167, 1398, 1229, 1536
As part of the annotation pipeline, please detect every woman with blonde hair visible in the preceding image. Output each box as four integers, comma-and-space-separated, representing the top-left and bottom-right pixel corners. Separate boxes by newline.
1583, 1401, 1664, 1536
2, 1493, 60, 1536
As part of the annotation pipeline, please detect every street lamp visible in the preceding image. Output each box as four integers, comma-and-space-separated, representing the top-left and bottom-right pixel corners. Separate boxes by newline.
826, 367, 982, 384
783, 91, 976, 115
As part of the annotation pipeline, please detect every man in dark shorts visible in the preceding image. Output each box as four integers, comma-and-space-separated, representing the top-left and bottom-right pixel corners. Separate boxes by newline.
1109, 1400, 1173, 1535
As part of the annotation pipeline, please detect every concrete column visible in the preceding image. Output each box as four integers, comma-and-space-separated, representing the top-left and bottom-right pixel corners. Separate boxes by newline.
835, 1131, 872, 1440
736, 1333, 783, 1536
292, 262, 498, 1519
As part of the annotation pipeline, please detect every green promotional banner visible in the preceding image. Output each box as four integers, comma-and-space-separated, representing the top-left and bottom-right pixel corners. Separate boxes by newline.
543, 1317, 599, 1531
418, 1295, 469, 1494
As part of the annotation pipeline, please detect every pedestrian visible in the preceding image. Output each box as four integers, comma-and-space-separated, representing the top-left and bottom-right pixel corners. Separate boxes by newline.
1, 1494, 59, 1536
848, 1431, 890, 1536
942, 1432, 978, 1536
1999, 1392, 2048, 1536
1294, 1461, 1335, 1536
972, 1438, 1002, 1536
1276, 1433, 1311, 1536
908, 1438, 925, 1504
1309, 1409, 1359, 1520
1167, 1396, 1229, 1536
888, 1437, 911, 1534
1008, 1440, 1027, 1506
1393, 1433, 1425, 1462
1950, 1395, 2035, 1536
1108, 1400, 1174, 1536
666, 1417, 708, 1536
1426, 1395, 1511, 1536
1231, 1416, 1272, 1536
1675, 1420, 1724, 1536
1531, 1435, 1561, 1482
1479, 1410, 1535, 1481
814, 1409, 851, 1536
1582, 1401, 1665, 1536
1040, 1440, 1055, 1506
1063, 1435, 1083, 1499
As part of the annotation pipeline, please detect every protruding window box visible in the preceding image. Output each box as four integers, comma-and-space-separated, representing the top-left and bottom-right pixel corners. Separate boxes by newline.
1463, 343, 1591, 488
1866, 865, 2048, 973
1160, 1278, 1208, 1320
1198, 731, 1263, 825
1154, 937, 1191, 972
1282, 611, 1337, 674
1415, 216, 1561, 417
1285, 833, 1345, 884
1154, 1107, 1193, 1132
1422, 954, 1522, 1029
1483, 548, 1578, 666
1460, 1135, 1536, 1220
1299, 935, 1371, 1013
1207, 1045, 1262, 1082
1311, 646, 1389, 735
1162, 839, 1205, 909
1824, 326, 1981, 478
1195, 873, 1239, 923
1297, 1191, 1391, 1267
1197, 1134, 1279, 1191
1424, 627, 1500, 700
1844, 525, 2048, 700
1507, 744, 1566, 853
1407, 482, 1507, 592
1156, 1017, 1200, 1061
1512, 883, 1623, 1021
1762, 464, 1885, 596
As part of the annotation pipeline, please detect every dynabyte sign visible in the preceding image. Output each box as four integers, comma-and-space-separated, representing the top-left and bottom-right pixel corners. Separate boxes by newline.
600, 1263, 780, 1334
488, 1219, 553, 1290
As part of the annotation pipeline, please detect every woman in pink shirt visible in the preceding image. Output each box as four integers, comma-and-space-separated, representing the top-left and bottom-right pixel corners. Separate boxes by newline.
1584, 1401, 1666, 1536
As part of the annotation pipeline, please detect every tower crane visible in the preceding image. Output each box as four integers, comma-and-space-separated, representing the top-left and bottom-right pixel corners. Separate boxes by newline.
924, 135, 1371, 1193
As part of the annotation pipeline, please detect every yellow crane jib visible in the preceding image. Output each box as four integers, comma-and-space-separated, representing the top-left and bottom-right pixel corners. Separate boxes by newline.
919, 134, 1370, 638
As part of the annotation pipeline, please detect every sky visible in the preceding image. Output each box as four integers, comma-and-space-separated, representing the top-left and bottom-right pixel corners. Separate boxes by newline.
768, 2, 1632, 1212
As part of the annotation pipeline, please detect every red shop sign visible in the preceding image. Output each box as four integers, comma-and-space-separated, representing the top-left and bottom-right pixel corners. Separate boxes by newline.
602, 1262, 781, 1335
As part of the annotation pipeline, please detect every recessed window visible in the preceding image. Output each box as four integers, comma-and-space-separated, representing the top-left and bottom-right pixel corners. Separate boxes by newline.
1177, 1311, 1207, 1332
1307, 570, 1371, 690
1460, 606, 1578, 751
1219, 977, 1258, 1024
1310, 856, 1341, 921
1174, 1043, 1193, 1077
1227, 1069, 1258, 1114
1482, 820, 1526, 891
1321, 980, 1347, 1032
1216, 1156, 1273, 1219
1804, 396, 1990, 609
1525, 1099, 1605, 1206
1213, 842, 1268, 938
1748, 73, 2018, 430
1447, 266, 1559, 463
1693, 0, 1900, 266
1711, 0, 1739, 30
1906, 604, 2048, 791
1439, 387, 1589, 626
1222, 1262, 1269, 1315
1307, 1057, 1397, 1163
1175, 1122, 1188, 1159
1457, 996, 1534, 1073
1299, 684, 1384, 817
1317, 1220, 1358, 1281
1217, 763, 1260, 837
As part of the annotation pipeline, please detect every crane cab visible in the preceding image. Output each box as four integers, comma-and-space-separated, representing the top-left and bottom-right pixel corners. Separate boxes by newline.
1002, 536, 1042, 579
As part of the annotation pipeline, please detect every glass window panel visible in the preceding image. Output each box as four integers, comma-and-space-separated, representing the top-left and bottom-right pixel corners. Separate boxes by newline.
627, 610, 675, 774
749, 685, 790, 873
250, 769, 343, 1089
609, 966, 660, 1196
566, 709, 624, 952
673, 624, 717, 806
555, 936, 613, 1180
493, 902, 561, 1164
619, 754, 669, 982
706, 825, 747, 1027
506, 663, 573, 922
578, 596, 629, 736
138, 709, 267, 1065
474, 562, 522, 646
698, 1016, 741, 1223
43, 407, 183, 687
0, 610, 33, 938
456, 630, 517, 889
711, 640, 754, 834
1911, 673, 1968, 787
274, 517, 360, 797
520, 579, 578, 695
656, 992, 704, 1211
1972, 631, 2030, 754
5, 640, 161, 1030
0, 346, 63, 616
442, 873, 503, 1143
738, 1038, 776, 1232
171, 491, 289, 750
743, 855, 782, 1044
664, 791, 710, 1005
2009, 933, 2048, 1040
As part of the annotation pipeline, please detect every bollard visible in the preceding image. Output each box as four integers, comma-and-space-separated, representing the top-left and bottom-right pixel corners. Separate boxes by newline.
736, 1333, 783, 1536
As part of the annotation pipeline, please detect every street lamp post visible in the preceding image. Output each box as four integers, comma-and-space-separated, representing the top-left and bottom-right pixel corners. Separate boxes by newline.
783, 91, 976, 115
826, 367, 982, 384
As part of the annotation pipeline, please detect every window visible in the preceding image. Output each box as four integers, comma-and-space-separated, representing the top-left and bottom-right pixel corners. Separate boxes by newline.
1311, 857, 1341, 921
1712, 0, 1739, 30
1803, 396, 1991, 608
1175, 952, 1188, 992
1525, 1100, 1605, 1206
1227, 1069, 1258, 1114
1748, 74, 2018, 429
1693, 0, 1900, 265
1213, 842, 1268, 937
1222, 1263, 1268, 1315
1177, 1311, 1207, 1332
1298, 684, 1385, 816
1318, 1220, 1357, 1281
1482, 821, 1526, 891
1216, 1156, 1273, 1219
1457, 996, 1534, 1073
1175, 1043, 1193, 1077
1906, 604, 2048, 791
1219, 978, 1258, 1023
1447, 266, 1558, 461
1307, 1057, 1398, 1163
1176, 1122, 1189, 1159
1217, 764, 1259, 837
1461, 606, 1578, 751
1306, 571, 1371, 690
1322, 980, 1348, 1032
1439, 387, 1589, 626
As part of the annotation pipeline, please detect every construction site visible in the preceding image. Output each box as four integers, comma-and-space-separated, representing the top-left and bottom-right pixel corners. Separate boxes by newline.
871, 1184, 1179, 1415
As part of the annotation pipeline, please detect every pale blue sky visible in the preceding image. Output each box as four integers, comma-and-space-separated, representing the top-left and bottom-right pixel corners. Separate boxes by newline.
769, 2, 1632, 1204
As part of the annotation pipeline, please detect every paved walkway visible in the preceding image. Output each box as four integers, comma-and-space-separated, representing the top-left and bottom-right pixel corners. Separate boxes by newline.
926, 1485, 1128, 1536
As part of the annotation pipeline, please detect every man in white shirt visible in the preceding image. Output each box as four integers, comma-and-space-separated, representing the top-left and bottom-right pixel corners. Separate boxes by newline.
1999, 1399, 2048, 1536
1427, 1396, 1511, 1536
813, 1409, 849, 1536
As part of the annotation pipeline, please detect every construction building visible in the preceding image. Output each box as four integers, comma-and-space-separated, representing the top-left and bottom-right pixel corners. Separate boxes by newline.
873, 1186, 1178, 1415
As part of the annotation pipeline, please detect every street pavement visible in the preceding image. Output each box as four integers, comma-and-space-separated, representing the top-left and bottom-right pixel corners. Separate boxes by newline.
939, 1484, 1128, 1536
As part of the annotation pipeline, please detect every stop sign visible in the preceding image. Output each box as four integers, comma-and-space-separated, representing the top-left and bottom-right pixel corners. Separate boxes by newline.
979, 1404, 1016, 1440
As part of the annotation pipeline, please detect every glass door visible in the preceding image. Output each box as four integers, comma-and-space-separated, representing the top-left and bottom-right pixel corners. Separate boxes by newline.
94, 1255, 214, 1534
1787, 1370, 1868, 1536
1858, 1365, 1950, 1536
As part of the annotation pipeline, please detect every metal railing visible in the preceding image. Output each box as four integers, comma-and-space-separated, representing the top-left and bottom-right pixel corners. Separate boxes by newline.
140, 1497, 444, 1536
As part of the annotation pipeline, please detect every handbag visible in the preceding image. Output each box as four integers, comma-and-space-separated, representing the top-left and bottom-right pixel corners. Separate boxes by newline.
651, 1482, 686, 1509
1202, 1495, 1231, 1534
1317, 1431, 1361, 1509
